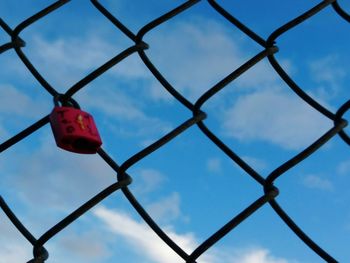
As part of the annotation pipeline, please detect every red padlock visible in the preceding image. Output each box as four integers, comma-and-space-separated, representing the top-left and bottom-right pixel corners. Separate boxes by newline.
49, 98, 102, 154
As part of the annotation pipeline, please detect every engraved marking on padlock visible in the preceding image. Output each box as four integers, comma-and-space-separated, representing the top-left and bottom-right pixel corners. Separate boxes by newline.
76, 114, 86, 130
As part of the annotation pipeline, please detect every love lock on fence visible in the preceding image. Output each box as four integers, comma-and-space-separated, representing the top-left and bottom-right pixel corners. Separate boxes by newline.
49, 95, 102, 154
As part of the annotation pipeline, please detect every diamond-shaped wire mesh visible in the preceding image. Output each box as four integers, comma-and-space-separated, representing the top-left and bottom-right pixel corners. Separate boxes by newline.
0, 0, 349, 262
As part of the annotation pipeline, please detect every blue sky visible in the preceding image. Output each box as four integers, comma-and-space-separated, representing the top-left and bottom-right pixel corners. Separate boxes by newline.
0, 0, 349, 262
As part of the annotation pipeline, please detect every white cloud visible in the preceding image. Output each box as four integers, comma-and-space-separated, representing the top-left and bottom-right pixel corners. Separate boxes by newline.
309, 55, 346, 93
146, 19, 246, 101
230, 248, 289, 263
0, 213, 33, 262
79, 86, 147, 121
0, 136, 117, 262
94, 206, 198, 263
0, 210, 113, 263
132, 168, 165, 195
25, 32, 150, 91
241, 156, 267, 172
337, 159, 350, 175
0, 243, 31, 263
14, 18, 284, 106
302, 174, 333, 191
28, 35, 118, 89
236, 59, 295, 91
222, 88, 332, 150
144, 18, 298, 102
235, 61, 277, 90
0, 84, 49, 142
58, 231, 111, 262
112, 53, 150, 79
130, 170, 186, 224
0, 84, 47, 118
146, 192, 182, 224
94, 206, 295, 263
148, 81, 174, 101
5, 134, 116, 212
77, 85, 172, 139
206, 157, 222, 173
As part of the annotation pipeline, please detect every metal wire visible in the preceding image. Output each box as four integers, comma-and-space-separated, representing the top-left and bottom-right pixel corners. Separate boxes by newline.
0, 0, 349, 262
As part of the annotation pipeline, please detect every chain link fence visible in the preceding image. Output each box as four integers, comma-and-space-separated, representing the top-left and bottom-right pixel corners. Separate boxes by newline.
0, 0, 349, 262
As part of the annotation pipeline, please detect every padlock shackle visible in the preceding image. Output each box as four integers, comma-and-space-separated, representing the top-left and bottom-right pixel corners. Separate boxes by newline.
53, 94, 80, 109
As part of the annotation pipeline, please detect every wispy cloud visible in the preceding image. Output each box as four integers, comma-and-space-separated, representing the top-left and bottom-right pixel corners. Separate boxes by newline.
0, 84, 48, 118
27, 34, 119, 89
94, 206, 295, 263
337, 159, 350, 176
146, 192, 183, 224
0, 136, 117, 262
222, 88, 332, 150
309, 55, 346, 97
131, 168, 165, 195
206, 157, 222, 173
0, 210, 113, 263
0, 84, 49, 141
229, 248, 289, 263
79, 86, 148, 121
1, 204, 295, 263
94, 206, 199, 263
235, 60, 279, 90
144, 19, 297, 103
58, 231, 111, 262
241, 156, 268, 172
146, 19, 247, 101
77, 84, 173, 139
3, 135, 116, 213
302, 174, 334, 191
0, 243, 31, 263
0, 214, 32, 262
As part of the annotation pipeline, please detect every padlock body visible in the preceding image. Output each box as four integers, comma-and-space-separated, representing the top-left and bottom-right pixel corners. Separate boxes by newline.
49, 106, 102, 154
